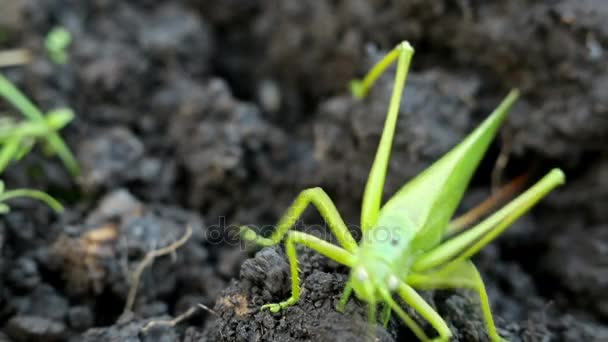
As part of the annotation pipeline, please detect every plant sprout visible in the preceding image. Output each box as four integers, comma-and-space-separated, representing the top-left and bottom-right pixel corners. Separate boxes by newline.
0, 73, 77, 213
45, 26, 72, 65
0, 73, 79, 175
241, 41, 565, 341
0, 109, 74, 172
0, 180, 63, 214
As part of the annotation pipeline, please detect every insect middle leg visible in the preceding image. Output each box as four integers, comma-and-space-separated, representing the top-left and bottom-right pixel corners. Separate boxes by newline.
240, 187, 358, 253
261, 230, 356, 312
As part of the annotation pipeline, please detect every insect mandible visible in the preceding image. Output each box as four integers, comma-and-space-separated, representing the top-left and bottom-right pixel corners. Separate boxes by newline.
241, 41, 565, 342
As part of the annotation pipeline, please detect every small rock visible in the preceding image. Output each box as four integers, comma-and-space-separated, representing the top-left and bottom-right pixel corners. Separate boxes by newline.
68, 306, 94, 331
5, 315, 66, 342
79, 318, 177, 342
12, 284, 69, 321
7, 258, 40, 291
84, 189, 143, 225
77, 127, 145, 191
240, 247, 289, 297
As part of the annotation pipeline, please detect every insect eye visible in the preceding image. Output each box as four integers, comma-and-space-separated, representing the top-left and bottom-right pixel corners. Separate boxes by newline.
390, 237, 399, 247
356, 267, 368, 281
387, 274, 399, 290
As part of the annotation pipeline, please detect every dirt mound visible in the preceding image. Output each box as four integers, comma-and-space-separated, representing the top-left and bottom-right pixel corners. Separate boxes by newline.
1, 1, 607, 341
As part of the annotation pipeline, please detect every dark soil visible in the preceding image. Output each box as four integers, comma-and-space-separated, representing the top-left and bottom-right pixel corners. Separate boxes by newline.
1, 1, 608, 341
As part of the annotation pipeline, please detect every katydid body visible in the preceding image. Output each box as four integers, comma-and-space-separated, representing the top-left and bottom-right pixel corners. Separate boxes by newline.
241, 41, 565, 342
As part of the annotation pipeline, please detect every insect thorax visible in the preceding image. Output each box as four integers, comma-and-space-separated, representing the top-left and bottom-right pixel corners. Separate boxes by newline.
359, 212, 417, 271
349, 215, 417, 302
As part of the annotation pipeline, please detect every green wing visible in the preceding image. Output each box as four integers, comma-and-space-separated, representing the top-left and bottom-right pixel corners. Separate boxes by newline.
377, 90, 519, 251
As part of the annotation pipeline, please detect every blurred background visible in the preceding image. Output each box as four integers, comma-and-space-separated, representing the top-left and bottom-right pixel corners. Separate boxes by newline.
0, 1, 606, 341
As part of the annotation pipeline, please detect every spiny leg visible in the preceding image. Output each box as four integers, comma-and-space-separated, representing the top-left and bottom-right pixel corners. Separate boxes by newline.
407, 170, 565, 339
241, 187, 358, 253
396, 282, 452, 342
355, 41, 415, 233
412, 169, 565, 272
407, 260, 505, 342
261, 231, 356, 313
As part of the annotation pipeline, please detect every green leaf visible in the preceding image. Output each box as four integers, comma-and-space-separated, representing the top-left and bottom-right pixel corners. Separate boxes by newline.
45, 27, 72, 65
0, 188, 64, 213
45, 108, 74, 130
14, 139, 34, 160
377, 90, 519, 251
0, 203, 10, 214
0, 136, 20, 173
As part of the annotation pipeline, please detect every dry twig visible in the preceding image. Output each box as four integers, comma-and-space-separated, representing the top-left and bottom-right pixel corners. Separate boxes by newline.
124, 226, 193, 313
491, 128, 513, 193
140, 303, 217, 334
0, 49, 33, 68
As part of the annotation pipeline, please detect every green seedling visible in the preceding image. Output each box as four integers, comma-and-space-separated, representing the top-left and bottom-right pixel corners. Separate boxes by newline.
45, 27, 72, 65
0, 109, 74, 172
0, 109, 70, 213
0, 179, 63, 214
241, 41, 565, 341
0, 74, 75, 213
0, 73, 79, 175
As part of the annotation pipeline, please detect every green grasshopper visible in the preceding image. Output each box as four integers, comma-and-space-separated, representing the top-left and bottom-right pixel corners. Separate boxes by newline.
241, 41, 565, 341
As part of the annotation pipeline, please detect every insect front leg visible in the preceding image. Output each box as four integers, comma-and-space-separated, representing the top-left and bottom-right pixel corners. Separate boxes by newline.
377, 289, 430, 341
338, 283, 395, 329
380, 303, 391, 327
336, 280, 353, 312
261, 231, 356, 313
395, 282, 452, 342
407, 260, 506, 342
240, 187, 358, 253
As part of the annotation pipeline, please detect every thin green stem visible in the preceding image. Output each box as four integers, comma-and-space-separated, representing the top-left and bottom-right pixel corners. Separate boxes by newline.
0, 188, 64, 212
